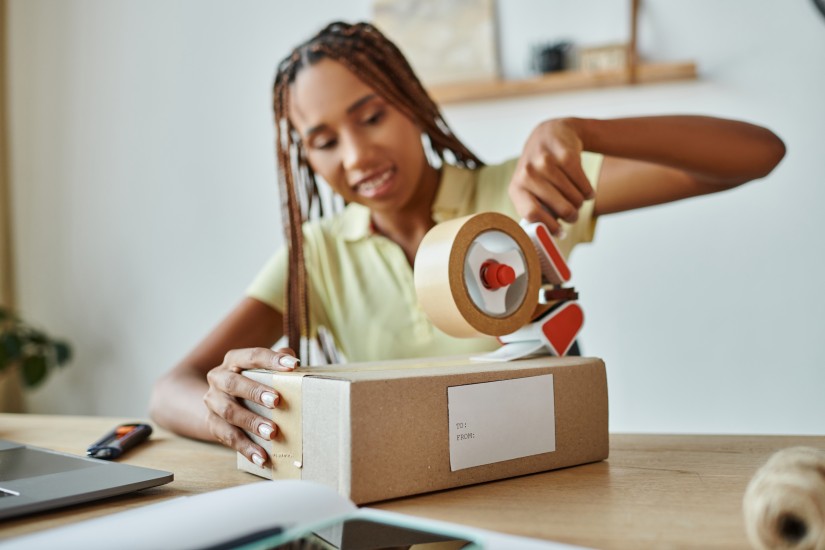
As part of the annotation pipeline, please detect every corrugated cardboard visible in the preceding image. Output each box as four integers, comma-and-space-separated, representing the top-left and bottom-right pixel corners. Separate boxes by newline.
239, 355, 608, 504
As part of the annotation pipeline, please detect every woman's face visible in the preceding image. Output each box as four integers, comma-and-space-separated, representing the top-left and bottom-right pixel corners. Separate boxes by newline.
288, 58, 436, 215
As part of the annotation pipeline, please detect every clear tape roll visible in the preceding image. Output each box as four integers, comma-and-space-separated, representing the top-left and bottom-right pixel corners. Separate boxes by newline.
414, 212, 540, 338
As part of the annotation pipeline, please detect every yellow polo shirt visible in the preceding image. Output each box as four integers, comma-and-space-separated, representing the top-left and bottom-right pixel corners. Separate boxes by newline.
247, 154, 602, 362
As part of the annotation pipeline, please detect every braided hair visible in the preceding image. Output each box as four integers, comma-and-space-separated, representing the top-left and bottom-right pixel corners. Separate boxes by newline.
272, 21, 483, 361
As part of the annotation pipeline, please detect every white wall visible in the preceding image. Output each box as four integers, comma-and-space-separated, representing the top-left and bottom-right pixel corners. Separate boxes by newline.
7, 1, 825, 434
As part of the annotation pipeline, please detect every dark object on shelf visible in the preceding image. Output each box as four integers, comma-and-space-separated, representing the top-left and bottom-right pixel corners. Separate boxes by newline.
531, 41, 572, 74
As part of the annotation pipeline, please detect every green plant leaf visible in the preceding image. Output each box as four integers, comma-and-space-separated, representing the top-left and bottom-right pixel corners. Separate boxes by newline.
27, 330, 49, 345
1, 332, 23, 362
54, 341, 72, 365
0, 307, 15, 322
0, 310, 73, 388
21, 354, 50, 387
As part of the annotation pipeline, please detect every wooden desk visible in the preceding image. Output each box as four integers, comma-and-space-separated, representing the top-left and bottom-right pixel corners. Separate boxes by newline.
1, 413, 823, 548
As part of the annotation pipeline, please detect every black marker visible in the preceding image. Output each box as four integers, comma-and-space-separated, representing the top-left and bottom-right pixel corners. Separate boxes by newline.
87, 423, 153, 460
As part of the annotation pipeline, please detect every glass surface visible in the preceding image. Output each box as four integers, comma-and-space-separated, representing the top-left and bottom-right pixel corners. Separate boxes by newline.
233, 517, 478, 550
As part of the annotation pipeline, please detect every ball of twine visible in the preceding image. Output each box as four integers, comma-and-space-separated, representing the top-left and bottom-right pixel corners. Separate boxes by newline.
743, 446, 825, 550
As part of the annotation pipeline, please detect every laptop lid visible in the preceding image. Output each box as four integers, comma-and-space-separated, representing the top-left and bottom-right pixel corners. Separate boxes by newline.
0, 438, 173, 521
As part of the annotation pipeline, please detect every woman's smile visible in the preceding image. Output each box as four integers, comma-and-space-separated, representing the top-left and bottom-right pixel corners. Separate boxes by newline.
352, 167, 396, 198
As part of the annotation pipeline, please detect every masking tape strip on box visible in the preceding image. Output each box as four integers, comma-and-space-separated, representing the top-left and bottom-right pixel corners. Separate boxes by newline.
239, 370, 310, 479
268, 373, 305, 479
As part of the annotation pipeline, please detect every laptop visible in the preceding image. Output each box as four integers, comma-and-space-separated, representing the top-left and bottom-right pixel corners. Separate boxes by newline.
0, 438, 173, 521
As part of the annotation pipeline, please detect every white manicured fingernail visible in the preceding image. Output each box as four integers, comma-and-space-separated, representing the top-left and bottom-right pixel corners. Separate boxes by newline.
258, 424, 274, 439
252, 453, 265, 467
278, 355, 300, 369
556, 228, 568, 240
262, 391, 276, 408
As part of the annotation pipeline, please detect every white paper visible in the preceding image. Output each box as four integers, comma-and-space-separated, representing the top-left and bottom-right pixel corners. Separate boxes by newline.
3, 481, 356, 550
448, 374, 556, 471
4, 480, 588, 550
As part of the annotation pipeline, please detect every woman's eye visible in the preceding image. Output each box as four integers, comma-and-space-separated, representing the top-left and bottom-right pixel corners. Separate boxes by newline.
314, 138, 337, 151
363, 111, 384, 125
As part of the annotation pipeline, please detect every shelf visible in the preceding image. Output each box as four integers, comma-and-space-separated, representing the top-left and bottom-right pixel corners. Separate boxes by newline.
428, 61, 698, 105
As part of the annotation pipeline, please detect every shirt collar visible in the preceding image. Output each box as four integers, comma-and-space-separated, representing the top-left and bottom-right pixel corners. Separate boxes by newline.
431, 163, 474, 224
339, 163, 475, 242
339, 202, 373, 242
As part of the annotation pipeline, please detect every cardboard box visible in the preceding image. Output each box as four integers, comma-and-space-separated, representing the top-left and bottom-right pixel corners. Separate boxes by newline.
239, 355, 608, 504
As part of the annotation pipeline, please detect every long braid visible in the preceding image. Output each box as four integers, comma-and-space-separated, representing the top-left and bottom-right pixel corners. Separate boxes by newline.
272, 21, 483, 362
273, 82, 306, 358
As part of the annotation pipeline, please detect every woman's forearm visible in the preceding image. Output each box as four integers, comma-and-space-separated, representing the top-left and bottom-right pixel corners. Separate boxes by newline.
149, 367, 216, 442
570, 115, 786, 185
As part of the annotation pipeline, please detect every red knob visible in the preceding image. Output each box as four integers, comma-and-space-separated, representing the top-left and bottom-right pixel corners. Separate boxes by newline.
481, 261, 516, 290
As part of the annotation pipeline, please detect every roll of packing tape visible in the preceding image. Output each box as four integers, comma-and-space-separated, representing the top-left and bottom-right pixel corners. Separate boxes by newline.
414, 212, 541, 338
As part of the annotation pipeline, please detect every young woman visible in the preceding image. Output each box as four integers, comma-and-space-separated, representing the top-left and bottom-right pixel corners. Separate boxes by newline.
149, 21, 785, 468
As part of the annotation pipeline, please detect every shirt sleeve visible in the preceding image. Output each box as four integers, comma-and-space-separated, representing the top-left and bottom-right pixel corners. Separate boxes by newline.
245, 247, 287, 313
244, 222, 332, 338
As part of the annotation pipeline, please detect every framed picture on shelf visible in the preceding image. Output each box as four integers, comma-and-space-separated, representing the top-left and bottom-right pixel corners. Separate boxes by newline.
578, 43, 629, 73
372, 0, 500, 86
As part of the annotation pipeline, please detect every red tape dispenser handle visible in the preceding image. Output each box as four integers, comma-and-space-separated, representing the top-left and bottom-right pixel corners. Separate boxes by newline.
500, 301, 585, 356
520, 221, 572, 285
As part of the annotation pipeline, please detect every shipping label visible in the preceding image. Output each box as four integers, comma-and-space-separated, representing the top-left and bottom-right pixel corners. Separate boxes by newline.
447, 374, 556, 471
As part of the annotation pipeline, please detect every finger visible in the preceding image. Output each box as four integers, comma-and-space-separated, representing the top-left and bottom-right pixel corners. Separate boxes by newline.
524, 169, 581, 224
550, 146, 595, 200
510, 189, 563, 236
516, 165, 579, 227
223, 347, 300, 373
205, 411, 270, 468
206, 366, 281, 409
273, 348, 300, 370
203, 387, 279, 442
527, 156, 587, 219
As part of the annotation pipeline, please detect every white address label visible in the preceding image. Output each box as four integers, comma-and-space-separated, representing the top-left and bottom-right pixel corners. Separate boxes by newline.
447, 374, 555, 471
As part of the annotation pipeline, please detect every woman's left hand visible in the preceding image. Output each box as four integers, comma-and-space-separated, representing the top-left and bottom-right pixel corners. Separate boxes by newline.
509, 118, 595, 236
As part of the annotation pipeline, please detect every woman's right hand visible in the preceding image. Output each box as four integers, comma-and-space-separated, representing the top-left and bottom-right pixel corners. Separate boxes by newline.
509, 118, 595, 237
203, 347, 300, 467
